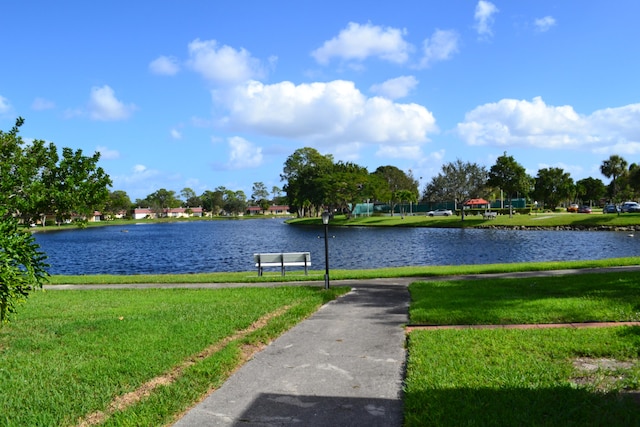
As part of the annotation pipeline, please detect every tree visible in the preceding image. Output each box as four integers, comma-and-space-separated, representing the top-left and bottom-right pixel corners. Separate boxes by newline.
322, 161, 369, 218
180, 187, 201, 207
251, 182, 270, 213
394, 189, 417, 218
200, 189, 225, 216
223, 190, 247, 215
146, 189, 181, 217
533, 168, 574, 210
271, 186, 282, 203
281, 147, 334, 217
423, 159, 488, 220
104, 190, 132, 218
488, 152, 530, 218
575, 177, 606, 206
372, 166, 418, 216
0, 210, 49, 324
600, 154, 628, 204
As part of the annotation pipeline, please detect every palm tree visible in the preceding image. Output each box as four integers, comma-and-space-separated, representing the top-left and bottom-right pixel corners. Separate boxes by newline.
600, 154, 628, 204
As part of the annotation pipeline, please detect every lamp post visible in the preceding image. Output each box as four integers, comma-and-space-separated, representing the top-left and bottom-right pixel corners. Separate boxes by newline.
321, 211, 330, 289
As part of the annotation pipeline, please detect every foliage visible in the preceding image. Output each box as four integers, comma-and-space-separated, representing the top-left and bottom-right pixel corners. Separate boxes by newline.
180, 187, 201, 207
0, 117, 111, 225
104, 190, 133, 218
488, 152, 532, 215
532, 167, 574, 209
0, 211, 49, 323
575, 176, 606, 204
601, 154, 628, 202
423, 159, 488, 219
281, 147, 335, 217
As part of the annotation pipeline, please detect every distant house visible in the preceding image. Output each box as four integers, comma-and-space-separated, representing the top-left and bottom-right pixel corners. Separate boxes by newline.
246, 205, 290, 215
132, 207, 203, 220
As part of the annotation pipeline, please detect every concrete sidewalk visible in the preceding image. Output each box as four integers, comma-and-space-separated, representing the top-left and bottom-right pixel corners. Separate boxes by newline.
173, 279, 411, 427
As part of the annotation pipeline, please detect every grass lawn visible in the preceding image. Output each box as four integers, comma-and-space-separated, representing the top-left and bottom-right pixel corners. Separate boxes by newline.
405, 272, 640, 426
0, 286, 348, 426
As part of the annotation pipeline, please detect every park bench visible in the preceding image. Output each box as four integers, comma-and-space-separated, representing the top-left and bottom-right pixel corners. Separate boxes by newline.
483, 211, 497, 219
254, 252, 311, 276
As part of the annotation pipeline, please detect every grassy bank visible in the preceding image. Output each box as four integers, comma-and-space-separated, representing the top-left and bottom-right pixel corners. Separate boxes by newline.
47, 257, 640, 284
404, 271, 640, 426
288, 211, 640, 229
0, 286, 348, 426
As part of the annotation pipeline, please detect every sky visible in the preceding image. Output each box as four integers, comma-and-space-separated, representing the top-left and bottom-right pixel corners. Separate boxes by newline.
2, 1, 640, 202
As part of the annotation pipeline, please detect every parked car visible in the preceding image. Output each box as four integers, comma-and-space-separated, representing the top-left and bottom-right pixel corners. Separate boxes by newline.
621, 202, 640, 213
603, 204, 620, 214
577, 205, 592, 213
567, 204, 579, 213
427, 208, 453, 217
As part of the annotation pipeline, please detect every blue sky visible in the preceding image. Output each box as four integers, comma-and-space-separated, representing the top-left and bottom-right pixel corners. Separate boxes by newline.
2, 1, 640, 202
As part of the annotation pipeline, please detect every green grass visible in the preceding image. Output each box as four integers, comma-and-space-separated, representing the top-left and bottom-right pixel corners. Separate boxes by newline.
405, 272, 640, 426
404, 327, 640, 426
289, 211, 640, 229
47, 257, 640, 284
0, 286, 348, 426
409, 271, 640, 325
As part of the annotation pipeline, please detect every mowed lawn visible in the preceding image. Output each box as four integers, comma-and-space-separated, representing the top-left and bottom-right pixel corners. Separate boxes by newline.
0, 286, 348, 426
405, 272, 640, 426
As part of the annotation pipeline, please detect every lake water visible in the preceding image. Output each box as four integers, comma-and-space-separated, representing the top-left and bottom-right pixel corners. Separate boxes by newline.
33, 219, 640, 275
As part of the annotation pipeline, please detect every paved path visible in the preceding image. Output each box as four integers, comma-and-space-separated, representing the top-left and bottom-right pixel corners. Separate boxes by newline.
173, 279, 411, 427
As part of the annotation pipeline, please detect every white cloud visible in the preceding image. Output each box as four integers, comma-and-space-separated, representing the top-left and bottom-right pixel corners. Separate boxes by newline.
311, 22, 411, 65
187, 38, 264, 85
456, 97, 640, 152
170, 128, 182, 139
32, 97, 55, 111
370, 76, 418, 100
376, 144, 423, 159
221, 80, 437, 150
0, 95, 12, 114
420, 29, 460, 68
474, 1, 499, 39
149, 55, 181, 75
96, 145, 120, 160
87, 85, 136, 121
534, 16, 556, 32
227, 136, 263, 169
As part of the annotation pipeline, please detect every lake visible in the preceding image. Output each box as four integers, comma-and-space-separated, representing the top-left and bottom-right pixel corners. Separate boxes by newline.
33, 219, 640, 275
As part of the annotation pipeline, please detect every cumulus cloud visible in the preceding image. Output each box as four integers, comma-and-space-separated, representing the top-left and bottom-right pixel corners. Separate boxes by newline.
96, 145, 120, 160
32, 97, 55, 111
534, 16, 556, 32
474, 1, 499, 39
370, 76, 418, 100
87, 85, 136, 121
149, 55, 181, 75
311, 22, 411, 65
420, 29, 460, 68
0, 95, 12, 114
456, 96, 640, 153
187, 38, 265, 85
227, 136, 263, 169
221, 80, 437, 151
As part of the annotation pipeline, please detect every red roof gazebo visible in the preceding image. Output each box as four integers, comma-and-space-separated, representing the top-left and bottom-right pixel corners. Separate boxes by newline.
464, 198, 490, 208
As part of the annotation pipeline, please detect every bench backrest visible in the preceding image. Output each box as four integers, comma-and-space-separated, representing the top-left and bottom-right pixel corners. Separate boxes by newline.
254, 252, 310, 264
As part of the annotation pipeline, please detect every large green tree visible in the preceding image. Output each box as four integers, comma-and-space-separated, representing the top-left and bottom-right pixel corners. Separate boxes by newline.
487, 152, 531, 217
104, 190, 132, 218
281, 147, 334, 217
533, 167, 574, 210
423, 159, 488, 220
600, 154, 628, 203
321, 161, 369, 218
575, 177, 606, 206
146, 189, 181, 217
372, 166, 418, 216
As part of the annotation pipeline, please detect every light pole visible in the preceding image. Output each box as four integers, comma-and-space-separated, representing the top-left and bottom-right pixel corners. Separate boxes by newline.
322, 211, 330, 289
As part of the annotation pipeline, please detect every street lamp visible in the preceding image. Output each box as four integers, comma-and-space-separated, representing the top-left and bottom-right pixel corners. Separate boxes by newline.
321, 210, 330, 289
